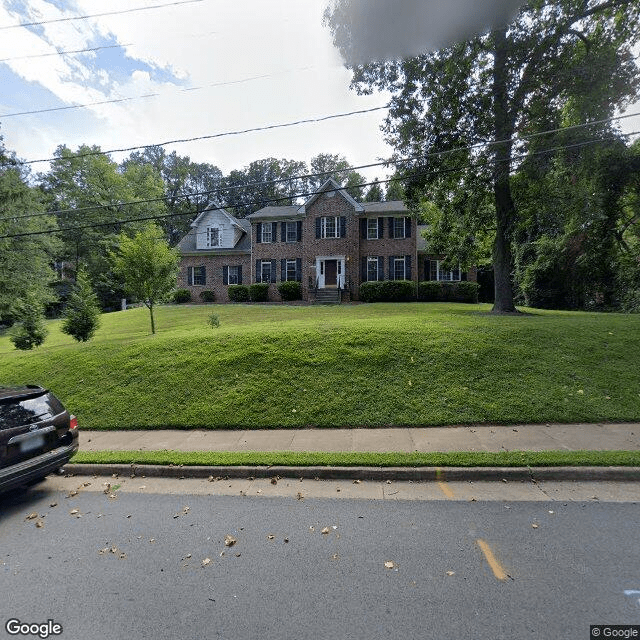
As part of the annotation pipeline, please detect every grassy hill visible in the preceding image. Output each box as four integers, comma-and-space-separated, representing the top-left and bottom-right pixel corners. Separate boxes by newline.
1, 302, 638, 430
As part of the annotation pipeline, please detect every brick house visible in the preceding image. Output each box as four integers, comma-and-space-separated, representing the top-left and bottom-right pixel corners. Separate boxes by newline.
177, 178, 475, 302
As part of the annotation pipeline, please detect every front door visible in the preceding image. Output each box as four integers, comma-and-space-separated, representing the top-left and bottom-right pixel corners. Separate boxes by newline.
324, 260, 338, 287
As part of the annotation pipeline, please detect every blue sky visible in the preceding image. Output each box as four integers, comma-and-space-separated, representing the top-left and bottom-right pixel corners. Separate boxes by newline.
1, 0, 638, 185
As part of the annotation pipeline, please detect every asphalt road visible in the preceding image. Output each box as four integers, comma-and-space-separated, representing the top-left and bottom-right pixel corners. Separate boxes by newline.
1, 478, 639, 640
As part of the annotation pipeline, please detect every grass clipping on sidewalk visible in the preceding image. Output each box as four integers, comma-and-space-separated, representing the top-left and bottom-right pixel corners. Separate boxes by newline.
71, 450, 640, 467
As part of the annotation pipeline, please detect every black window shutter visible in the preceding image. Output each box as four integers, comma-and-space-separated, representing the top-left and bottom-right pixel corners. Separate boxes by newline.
406, 255, 412, 280
340, 216, 346, 238
388, 217, 394, 239
389, 256, 395, 280
462, 270, 467, 281
200, 265, 206, 285
378, 256, 384, 281
296, 258, 302, 282
187, 267, 193, 286
271, 259, 277, 282
281, 222, 286, 242
360, 218, 367, 239
315, 217, 321, 239
238, 265, 243, 285
405, 217, 411, 237
223, 265, 229, 286
271, 222, 277, 243
378, 217, 384, 238
296, 220, 302, 241
281, 259, 286, 282
256, 259, 261, 283
256, 223, 262, 244
361, 257, 367, 282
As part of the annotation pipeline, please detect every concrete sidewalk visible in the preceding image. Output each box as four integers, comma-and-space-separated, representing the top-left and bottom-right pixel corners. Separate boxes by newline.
80, 423, 640, 453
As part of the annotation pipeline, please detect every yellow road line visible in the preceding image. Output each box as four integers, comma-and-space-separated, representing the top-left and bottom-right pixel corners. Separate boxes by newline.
476, 539, 509, 581
437, 481, 455, 499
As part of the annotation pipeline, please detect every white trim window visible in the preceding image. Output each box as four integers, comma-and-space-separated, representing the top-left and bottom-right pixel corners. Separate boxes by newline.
228, 266, 240, 285
260, 261, 273, 283
393, 256, 407, 280
261, 222, 273, 243
207, 226, 221, 247
188, 265, 206, 286
285, 259, 297, 281
393, 217, 405, 239
367, 256, 379, 281
429, 260, 461, 281
367, 218, 379, 239
286, 222, 298, 243
321, 216, 339, 238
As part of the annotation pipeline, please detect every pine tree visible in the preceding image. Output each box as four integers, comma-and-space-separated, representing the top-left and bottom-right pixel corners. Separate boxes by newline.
61, 269, 101, 342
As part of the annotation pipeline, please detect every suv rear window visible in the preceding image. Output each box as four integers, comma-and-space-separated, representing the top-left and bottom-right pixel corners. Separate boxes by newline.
0, 395, 58, 429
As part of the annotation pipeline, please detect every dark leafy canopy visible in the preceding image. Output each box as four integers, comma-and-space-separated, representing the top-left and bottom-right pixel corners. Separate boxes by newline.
325, 0, 640, 311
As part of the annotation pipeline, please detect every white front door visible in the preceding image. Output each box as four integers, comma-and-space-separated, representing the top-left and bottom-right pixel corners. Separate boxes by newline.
316, 257, 345, 289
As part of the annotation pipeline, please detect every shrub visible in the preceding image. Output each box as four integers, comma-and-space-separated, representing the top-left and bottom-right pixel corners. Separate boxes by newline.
249, 283, 269, 302
173, 289, 192, 303
228, 285, 250, 302
61, 270, 101, 342
277, 281, 302, 301
199, 290, 216, 303
418, 281, 479, 303
208, 313, 220, 328
359, 280, 415, 302
10, 296, 48, 350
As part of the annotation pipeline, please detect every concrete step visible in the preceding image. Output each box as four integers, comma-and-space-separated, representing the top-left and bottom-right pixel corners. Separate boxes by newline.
314, 289, 341, 304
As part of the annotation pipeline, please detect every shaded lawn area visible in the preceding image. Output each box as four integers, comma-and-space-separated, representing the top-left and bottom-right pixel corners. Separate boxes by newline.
0, 302, 638, 429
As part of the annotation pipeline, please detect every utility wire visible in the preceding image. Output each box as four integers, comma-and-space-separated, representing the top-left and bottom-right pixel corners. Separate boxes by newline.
0, 42, 131, 63
2, 130, 638, 239
0, 0, 204, 31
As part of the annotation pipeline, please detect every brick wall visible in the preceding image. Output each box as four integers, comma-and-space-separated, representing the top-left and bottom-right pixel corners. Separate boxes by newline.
178, 254, 251, 303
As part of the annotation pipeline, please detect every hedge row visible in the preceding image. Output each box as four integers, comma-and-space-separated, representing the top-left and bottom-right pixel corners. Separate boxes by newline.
360, 280, 479, 303
228, 281, 302, 303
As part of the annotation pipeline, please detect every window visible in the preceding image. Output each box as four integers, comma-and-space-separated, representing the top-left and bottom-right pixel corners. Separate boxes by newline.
286, 222, 298, 243
367, 218, 379, 239
261, 222, 273, 243
188, 265, 206, 286
393, 257, 406, 280
393, 217, 405, 239
321, 216, 339, 238
228, 266, 240, 285
367, 257, 379, 282
285, 260, 297, 281
207, 226, 220, 247
429, 260, 461, 281
260, 261, 273, 283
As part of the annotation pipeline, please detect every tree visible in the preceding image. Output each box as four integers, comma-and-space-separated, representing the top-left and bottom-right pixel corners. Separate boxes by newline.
61, 268, 101, 342
308, 153, 366, 199
364, 178, 384, 202
10, 293, 48, 350
109, 223, 179, 334
325, 0, 640, 312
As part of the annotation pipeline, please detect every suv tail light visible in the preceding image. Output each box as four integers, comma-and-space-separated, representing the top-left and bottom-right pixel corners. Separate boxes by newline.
69, 415, 78, 430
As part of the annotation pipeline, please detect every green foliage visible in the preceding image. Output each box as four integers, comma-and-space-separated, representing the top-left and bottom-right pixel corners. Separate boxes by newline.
228, 285, 250, 302
61, 269, 101, 342
277, 281, 302, 301
364, 178, 384, 202
109, 223, 179, 334
10, 294, 48, 350
208, 313, 220, 328
359, 280, 415, 302
173, 289, 192, 303
418, 281, 479, 303
199, 290, 216, 303
249, 283, 270, 302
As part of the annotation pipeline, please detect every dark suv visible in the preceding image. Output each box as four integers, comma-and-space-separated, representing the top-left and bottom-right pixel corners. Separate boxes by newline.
0, 385, 79, 492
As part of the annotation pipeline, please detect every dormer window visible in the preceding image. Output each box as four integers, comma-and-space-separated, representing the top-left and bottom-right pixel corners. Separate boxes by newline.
207, 226, 221, 247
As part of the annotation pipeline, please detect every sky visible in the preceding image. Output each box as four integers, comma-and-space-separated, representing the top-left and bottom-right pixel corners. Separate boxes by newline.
0, 0, 639, 187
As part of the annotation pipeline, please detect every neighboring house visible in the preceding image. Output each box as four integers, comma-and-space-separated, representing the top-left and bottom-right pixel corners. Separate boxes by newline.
177, 179, 475, 303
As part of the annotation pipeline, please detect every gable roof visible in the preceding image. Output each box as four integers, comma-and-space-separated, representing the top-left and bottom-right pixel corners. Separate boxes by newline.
246, 205, 302, 221
189, 200, 245, 232
297, 178, 364, 214
177, 217, 251, 253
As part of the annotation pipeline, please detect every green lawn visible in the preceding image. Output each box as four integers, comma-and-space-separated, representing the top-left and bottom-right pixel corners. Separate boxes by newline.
1, 302, 639, 430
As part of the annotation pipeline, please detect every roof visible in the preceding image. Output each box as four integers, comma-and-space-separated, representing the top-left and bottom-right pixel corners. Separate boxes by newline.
177, 218, 251, 254
298, 178, 364, 214
189, 201, 246, 232
362, 201, 408, 214
246, 206, 301, 221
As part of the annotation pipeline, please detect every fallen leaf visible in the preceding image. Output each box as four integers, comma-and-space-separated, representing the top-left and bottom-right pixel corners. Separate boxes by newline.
67, 490, 78, 498
321, 527, 330, 535
446, 571, 455, 576
271, 477, 278, 485
25, 512, 38, 520
384, 561, 396, 569
224, 535, 237, 547
49, 502, 57, 508
35, 520, 44, 528
296, 492, 304, 500
331, 553, 339, 560
69, 509, 79, 516
386, 480, 392, 485
202, 558, 211, 567
532, 523, 539, 529
235, 553, 241, 557
267, 535, 275, 540
208, 476, 214, 482
284, 538, 289, 543
119, 553, 127, 560
353, 480, 362, 484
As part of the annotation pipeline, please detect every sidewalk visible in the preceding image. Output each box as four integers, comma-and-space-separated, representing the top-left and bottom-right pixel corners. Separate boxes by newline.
80, 423, 640, 453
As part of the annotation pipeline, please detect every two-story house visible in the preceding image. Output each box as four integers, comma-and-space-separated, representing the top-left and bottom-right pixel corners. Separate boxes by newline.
176, 178, 475, 302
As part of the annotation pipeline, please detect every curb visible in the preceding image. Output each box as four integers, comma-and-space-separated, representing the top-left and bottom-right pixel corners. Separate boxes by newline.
63, 463, 640, 482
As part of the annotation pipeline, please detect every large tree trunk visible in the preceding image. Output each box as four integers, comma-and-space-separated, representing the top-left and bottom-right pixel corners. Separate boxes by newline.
491, 28, 518, 313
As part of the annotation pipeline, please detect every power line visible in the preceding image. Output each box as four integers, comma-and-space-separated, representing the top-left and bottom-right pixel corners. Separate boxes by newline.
2, 130, 638, 239
3, 105, 391, 166
0, 66, 315, 119
0, 42, 132, 64
0, 0, 205, 31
